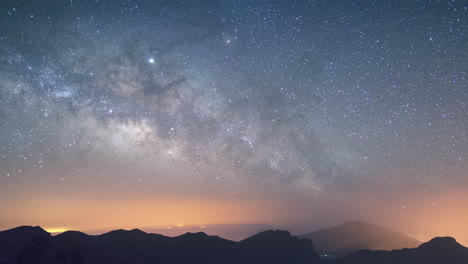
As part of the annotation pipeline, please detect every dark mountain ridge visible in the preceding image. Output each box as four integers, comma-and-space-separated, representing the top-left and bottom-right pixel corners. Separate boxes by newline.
337, 236, 468, 264
0, 226, 319, 264
0, 226, 50, 263
1, 225, 467, 264
239, 230, 320, 264
300, 220, 421, 256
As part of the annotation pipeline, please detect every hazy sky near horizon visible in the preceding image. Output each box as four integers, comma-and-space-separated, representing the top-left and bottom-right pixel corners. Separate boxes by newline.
0, 0, 467, 244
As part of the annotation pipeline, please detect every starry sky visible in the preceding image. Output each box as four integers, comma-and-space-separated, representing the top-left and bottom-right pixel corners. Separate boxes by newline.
0, 0, 467, 243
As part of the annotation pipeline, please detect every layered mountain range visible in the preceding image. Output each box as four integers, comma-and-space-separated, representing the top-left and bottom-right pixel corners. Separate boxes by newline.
0, 226, 319, 264
300, 221, 421, 256
338, 236, 468, 264
1, 223, 467, 264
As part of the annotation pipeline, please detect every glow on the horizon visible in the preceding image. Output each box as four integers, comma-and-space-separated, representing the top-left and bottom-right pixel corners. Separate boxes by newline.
45, 227, 68, 234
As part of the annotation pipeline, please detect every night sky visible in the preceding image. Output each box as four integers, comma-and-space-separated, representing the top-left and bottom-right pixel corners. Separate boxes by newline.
1, 0, 467, 243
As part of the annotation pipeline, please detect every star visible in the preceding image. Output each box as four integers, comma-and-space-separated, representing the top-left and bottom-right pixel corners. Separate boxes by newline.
0, 0, 466, 243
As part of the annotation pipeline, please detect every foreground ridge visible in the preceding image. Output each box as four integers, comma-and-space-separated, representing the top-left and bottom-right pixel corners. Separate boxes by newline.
300, 221, 421, 257
0, 226, 319, 264
1, 226, 467, 264
337, 236, 468, 264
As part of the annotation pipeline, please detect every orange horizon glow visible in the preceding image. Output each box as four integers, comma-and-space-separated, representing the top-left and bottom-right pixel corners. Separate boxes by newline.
1, 186, 467, 246
44, 227, 69, 234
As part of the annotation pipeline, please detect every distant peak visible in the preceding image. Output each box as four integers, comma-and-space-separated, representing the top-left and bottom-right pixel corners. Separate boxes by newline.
258, 230, 291, 236
0, 226, 50, 238
342, 221, 374, 226
418, 236, 463, 250
243, 230, 293, 242
179, 232, 209, 237
129, 228, 145, 234
425, 236, 458, 245
18, 225, 44, 230
58, 230, 89, 237
103, 228, 148, 237
8, 225, 48, 233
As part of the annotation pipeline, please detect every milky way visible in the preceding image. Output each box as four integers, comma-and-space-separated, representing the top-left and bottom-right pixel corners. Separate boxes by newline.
0, 0, 467, 240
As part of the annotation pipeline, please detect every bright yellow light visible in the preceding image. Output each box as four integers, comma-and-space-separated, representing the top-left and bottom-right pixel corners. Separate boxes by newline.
45, 228, 68, 233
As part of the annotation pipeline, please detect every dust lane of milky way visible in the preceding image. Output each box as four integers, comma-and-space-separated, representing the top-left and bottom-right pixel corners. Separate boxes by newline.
0, 0, 467, 244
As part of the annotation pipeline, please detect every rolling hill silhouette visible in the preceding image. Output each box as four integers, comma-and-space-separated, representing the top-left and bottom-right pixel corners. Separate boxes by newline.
337, 236, 468, 264
300, 221, 421, 257
1, 225, 466, 264
0, 226, 320, 264
239, 230, 320, 264
0, 226, 51, 264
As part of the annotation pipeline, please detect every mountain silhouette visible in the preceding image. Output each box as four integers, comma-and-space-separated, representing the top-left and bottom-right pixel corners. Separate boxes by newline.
0, 226, 320, 264
2, 225, 466, 264
0, 226, 50, 264
239, 230, 320, 264
300, 221, 421, 257
337, 236, 468, 264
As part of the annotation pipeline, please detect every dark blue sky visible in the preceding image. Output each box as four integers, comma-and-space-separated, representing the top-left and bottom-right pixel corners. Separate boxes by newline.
0, 0, 467, 242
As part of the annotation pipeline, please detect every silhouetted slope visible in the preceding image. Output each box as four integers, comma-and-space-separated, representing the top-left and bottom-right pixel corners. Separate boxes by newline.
240, 230, 320, 264
0, 227, 321, 264
300, 221, 421, 256
338, 236, 468, 264
0, 226, 50, 263
53, 229, 173, 263
171, 232, 238, 263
